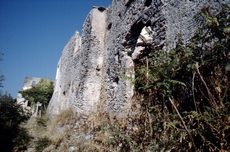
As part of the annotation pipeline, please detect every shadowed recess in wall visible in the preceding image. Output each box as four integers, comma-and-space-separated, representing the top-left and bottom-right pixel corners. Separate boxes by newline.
124, 19, 152, 52
144, 0, 152, 7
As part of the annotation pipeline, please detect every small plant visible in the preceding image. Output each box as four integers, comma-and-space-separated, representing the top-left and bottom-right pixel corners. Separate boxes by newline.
36, 116, 47, 128
35, 137, 50, 152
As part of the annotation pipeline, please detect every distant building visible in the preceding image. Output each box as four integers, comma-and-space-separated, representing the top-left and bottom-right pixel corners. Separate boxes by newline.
16, 76, 44, 116
22, 77, 41, 90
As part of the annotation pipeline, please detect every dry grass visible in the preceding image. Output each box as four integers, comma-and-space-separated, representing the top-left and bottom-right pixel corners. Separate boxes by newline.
24, 108, 81, 151
26, 101, 184, 151
25, 113, 49, 137
44, 108, 79, 148
32, 105, 134, 151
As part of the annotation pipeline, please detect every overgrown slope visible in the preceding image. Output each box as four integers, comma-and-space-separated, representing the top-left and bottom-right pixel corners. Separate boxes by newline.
26, 4, 230, 152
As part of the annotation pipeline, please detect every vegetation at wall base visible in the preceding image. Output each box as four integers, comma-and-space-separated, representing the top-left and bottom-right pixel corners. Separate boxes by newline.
132, 4, 230, 151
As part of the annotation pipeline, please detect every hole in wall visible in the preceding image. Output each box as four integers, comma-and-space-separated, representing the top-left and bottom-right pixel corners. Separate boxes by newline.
32, 81, 36, 86
125, 19, 152, 52
28, 101, 31, 107
107, 23, 112, 30
118, 13, 122, 18
125, 0, 134, 6
144, 0, 152, 7
114, 77, 119, 84
97, 6, 106, 12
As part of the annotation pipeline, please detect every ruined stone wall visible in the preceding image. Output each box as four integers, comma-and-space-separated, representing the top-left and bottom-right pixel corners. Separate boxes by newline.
100, 0, 230, 116
101, 0, 166, 116
48, 0, 230, 116
47, 31, 81, 115
163, 0, 230, 49
48, 7, 107, 115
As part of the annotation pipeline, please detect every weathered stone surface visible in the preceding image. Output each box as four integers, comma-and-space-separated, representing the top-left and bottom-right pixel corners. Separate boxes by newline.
48, 7, 107, 115
48, 0, 230, 116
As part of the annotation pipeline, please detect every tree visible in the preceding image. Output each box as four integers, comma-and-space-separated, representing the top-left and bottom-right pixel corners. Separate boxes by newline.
0, 53, 5, 87
0, 53, 30, 151
0, 91, 30, 151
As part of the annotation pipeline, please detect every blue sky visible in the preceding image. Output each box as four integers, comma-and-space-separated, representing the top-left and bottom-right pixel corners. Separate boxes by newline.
0, 0, 111, 98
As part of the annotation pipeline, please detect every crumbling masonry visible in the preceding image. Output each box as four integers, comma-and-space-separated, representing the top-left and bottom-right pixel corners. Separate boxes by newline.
47, 0, 230, 116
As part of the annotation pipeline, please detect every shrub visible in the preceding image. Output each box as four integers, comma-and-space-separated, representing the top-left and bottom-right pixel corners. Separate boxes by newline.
0, 92, 30, 151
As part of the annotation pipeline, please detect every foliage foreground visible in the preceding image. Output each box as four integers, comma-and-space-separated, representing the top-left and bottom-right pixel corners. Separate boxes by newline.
0, 92, 30, 152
